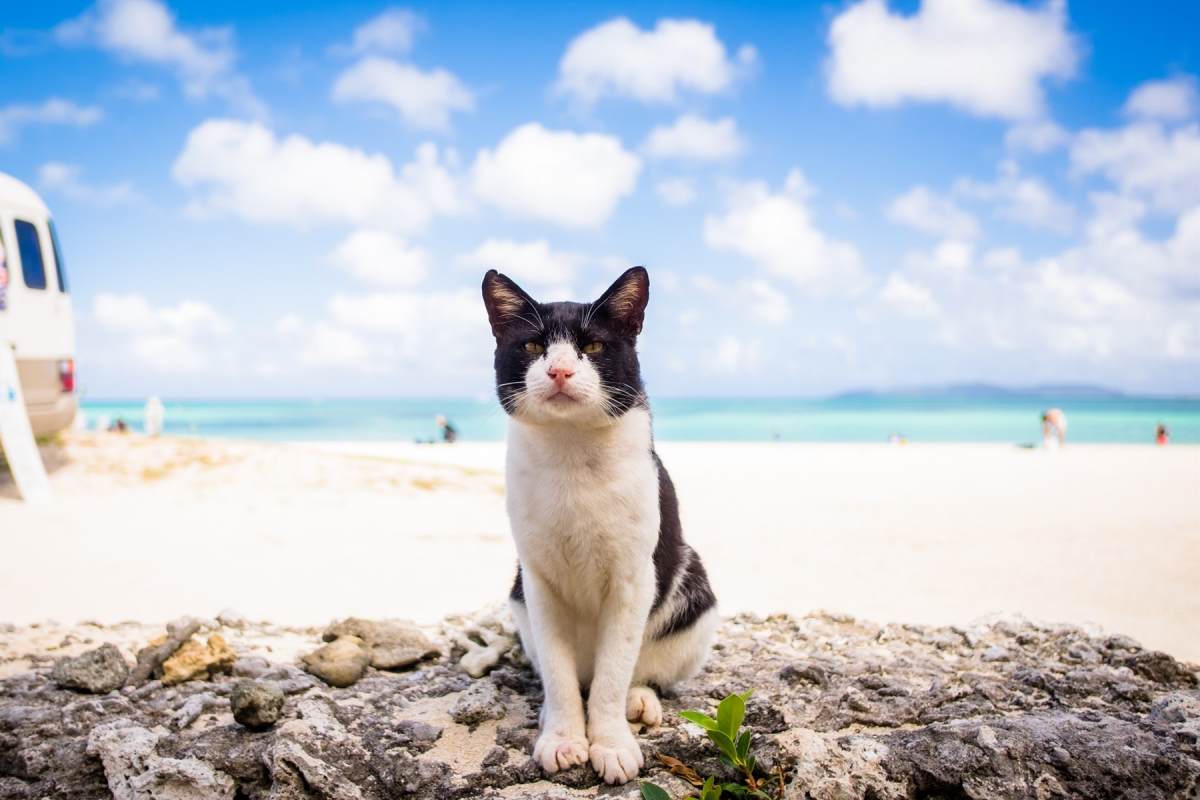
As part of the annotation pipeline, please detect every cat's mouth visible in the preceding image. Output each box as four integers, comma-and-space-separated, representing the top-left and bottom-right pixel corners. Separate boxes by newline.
544, 390, 579, 404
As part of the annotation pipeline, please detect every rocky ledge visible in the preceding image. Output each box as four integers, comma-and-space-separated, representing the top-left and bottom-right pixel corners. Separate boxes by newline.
1, 610, 1197, 799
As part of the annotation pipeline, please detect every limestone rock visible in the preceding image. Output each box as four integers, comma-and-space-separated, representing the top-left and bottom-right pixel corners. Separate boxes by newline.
322, 617, 439, 670
455, 625, 515, 678
130, 616, 202, 684
231, 680, 285, 730
302, 636, 370, 687
449, 680, 506, 726
1, 612, 1198, 799
51, 643, 130, 693
87, 720, 236, 799
161, 634, 236, 685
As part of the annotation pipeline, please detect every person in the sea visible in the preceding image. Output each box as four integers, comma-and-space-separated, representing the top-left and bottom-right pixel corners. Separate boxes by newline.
437, 415, 458, 443
1041, 408, 1067, 448
1156, 424, 1170, 446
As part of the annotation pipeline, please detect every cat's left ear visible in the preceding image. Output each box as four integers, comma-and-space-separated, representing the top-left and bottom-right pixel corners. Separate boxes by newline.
482, 270, 540, 338
593, 267, 650, 336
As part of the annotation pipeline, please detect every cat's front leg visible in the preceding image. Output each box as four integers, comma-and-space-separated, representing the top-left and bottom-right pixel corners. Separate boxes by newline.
586, 566, 655, 784
522, 569, 589, 773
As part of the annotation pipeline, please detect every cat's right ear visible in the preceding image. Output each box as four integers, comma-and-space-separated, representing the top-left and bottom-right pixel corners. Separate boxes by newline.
482, 270, 539, 338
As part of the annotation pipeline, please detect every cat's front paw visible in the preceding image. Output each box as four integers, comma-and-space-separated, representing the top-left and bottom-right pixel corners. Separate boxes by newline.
588, 726, 644, 785
532, 729, 589, 774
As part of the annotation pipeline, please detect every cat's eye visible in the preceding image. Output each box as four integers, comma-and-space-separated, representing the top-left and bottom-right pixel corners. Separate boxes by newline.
524, 342, 545, 354
582, 341, 604, 355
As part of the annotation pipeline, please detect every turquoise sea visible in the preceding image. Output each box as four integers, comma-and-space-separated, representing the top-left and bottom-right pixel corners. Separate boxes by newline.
79, 391, 1200, 444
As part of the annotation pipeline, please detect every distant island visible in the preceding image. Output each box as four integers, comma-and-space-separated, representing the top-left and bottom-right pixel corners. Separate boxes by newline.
832, 382, 1126, 401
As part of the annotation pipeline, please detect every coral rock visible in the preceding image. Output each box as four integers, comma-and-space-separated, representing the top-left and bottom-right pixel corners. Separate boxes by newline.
161, 634, 236, 685
322, 617, 439, 670
51, 643, 130, 694
230, 680, 285, 730
302, 636, 370, 687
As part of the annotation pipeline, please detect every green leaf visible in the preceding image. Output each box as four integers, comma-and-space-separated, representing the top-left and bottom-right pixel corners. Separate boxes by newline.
746, 755, 757, 776
700, 776, 723, 800
738, 689, 756, 702
736, 730, 752, 762
679, 711, 720, 730
749, 790, 775, 800
640, 782, 672, 800
721, 783, 749, 797
716, 693, 745, 738
707, 729, 738, 762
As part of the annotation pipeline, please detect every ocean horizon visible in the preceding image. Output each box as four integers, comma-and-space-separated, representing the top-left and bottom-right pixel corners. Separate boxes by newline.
78, 391, 1200, 445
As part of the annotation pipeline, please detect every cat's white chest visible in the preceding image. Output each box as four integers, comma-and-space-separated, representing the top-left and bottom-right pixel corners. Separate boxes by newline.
506, 409, 659, 611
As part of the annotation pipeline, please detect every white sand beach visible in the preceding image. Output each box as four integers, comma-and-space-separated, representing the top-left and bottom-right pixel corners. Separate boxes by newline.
2, 434, 1197, 660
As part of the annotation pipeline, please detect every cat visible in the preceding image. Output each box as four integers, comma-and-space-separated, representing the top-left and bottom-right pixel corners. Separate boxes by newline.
481, 266, 718, 785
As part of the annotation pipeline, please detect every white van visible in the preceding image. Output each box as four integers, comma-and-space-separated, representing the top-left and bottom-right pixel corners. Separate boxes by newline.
0, 172, 76, 436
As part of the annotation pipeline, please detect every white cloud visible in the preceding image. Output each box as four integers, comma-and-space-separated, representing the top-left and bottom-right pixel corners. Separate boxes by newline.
826, 0, 1078, 120
109, 78, 161, 102
0, 98, 102, 145
879, 273, 940, 318
94, 292, 231, 336
642, 115, 744, 161
955, 159, 1074, 233
459, 239, 577, 288
690, 276, 791, 324
297, 322, 372, 369
655, 177, 696, 207
129, 334, 208, 372
341, 7, 425, 55
328, 288, 488, 366
742, 279, 791, 323
471, 122, 640, 228
93, 292, 231, 371
329, 229, 430, 289
1027, 260, 1138, 323
39, 162, 139, 206
172, 119, 462, 232
555, 17, 754, 106
1123, 75, 1199, 121
905, 239, 974, 280
711, 335, 762, 373
1071, 121, 1200, 212
332, 57, 473, 131
980, 246, 1023, 271
1005, 119, 1069, 153
887, 185, 979, 239
56, 0, 263, 116
704, 169, 864, 294
1166, 321, 1197, 360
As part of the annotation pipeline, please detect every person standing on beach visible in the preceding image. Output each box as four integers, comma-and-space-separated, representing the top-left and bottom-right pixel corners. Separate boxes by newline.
436, 414, 458, 443
1156, 424, 1170, 445
1042, 408, 1067, 448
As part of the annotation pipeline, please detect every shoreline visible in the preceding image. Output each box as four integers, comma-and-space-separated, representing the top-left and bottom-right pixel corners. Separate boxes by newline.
3, 434, 1197, 660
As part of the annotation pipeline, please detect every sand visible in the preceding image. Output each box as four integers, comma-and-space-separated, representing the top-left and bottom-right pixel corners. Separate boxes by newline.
2, 433, 1197, 660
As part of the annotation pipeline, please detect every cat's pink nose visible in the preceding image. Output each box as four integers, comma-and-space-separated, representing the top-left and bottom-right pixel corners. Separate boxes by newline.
547, 366, 575, 387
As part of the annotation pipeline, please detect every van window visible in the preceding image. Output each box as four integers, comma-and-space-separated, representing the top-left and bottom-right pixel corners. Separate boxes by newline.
14, 219, 46, 290
49, 220, 68, 293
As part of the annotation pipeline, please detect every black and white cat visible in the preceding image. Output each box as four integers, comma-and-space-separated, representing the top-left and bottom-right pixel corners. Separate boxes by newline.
482, 266, 717, 785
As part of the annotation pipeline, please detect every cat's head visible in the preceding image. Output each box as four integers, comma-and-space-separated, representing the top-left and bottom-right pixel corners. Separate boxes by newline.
482, 267, 650, 426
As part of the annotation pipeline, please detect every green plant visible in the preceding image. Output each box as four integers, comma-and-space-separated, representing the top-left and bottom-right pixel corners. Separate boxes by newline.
640, 689, 784, 800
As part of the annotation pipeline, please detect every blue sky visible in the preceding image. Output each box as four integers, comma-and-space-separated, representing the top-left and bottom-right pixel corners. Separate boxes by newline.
2, 0, 1198, 399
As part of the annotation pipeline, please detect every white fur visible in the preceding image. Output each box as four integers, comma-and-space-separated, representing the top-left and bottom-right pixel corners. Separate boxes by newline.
505, 340, 713, 784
